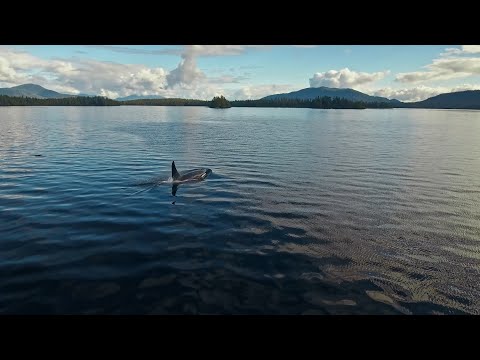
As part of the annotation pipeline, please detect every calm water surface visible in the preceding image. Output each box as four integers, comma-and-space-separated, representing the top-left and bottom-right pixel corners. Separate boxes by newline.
1, 106, 480, 314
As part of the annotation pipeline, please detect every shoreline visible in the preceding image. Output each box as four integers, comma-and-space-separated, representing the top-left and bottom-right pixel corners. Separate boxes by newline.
1, 105, 480, 110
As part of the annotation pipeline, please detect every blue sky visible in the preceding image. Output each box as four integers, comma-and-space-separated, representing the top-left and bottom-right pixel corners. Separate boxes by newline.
1, 45, 480, 101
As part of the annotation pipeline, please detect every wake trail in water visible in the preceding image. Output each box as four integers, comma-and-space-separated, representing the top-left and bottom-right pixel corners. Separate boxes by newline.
128, 176, 173, 196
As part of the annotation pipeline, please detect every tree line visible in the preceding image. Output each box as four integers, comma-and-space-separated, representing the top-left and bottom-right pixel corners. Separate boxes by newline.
122, 98, 207, 106
231, 97, 394, 109
123, 96, 393, 109
0, 95, 395, 109
0, 95, 119, 106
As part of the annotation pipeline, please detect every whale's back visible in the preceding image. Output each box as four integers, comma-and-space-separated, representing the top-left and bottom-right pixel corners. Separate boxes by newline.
172, 161, 211, 183
178, 168, 211, 182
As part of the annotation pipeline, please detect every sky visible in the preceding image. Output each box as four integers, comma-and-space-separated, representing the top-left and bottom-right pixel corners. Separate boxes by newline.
1, 45, 480, 102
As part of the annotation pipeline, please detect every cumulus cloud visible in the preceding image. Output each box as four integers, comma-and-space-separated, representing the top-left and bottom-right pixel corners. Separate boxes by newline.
397, 48, 480, 83
0, 56, 23, 83
309, 68, 389, 88
0, 46, 260, 98
0, 47, 168, 97
0, 45, 274, 99
0, 48, 48, 85
51, 60, 168, 96
166, 54, 205, 88
159, 83, 225, 100
165, 45, 267, 88
374, 84, 480, 102
442, 45, 480, 56
232, 84, 296, 100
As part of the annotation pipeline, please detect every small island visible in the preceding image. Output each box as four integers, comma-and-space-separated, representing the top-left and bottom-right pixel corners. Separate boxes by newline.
209, 95, 231, 109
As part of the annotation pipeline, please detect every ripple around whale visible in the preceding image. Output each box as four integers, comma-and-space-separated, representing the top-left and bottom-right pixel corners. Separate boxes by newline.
1, 106, 480, 314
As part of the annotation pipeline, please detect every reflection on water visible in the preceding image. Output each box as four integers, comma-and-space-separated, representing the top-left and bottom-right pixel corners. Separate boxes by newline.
1, 106, 480, 314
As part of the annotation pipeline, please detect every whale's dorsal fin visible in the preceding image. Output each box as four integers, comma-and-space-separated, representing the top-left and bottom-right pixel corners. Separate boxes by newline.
172, 161, 180, 180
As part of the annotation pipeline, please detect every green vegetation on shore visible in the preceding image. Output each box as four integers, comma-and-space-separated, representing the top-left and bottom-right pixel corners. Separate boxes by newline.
209, 96, 231, 108
122, 98, 207, 106
0, 95, 119, 106
0, 95, 408, 109
0, 94, 395, 109
231, 97, 394, 109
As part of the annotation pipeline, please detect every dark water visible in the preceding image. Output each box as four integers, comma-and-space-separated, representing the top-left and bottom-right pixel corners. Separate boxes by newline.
1, 106, 480, 315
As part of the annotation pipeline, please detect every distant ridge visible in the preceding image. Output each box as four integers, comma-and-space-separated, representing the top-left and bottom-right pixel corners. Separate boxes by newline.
408, 90, 480, 109
0, 84, 76, 99
261, 86, 401, 104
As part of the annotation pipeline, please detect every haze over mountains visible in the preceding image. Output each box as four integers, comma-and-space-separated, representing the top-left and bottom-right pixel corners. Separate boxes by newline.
0, 84, 163, 101
1, 83, 480, 109
116, 94, 164, 101
0, 84, 76, 99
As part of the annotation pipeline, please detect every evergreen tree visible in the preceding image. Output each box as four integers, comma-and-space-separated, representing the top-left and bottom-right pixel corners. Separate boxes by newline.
209, 96, 231, 108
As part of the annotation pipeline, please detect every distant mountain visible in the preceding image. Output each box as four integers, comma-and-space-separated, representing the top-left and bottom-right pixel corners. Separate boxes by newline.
408, 90, 480, 109
262, 86, 401, 104
116, 94, 164, 101
0, 84, 76, 99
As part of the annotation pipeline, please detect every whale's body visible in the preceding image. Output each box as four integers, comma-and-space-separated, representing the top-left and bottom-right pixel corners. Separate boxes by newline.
130, 161, 212, 197
171, 161, 212, 195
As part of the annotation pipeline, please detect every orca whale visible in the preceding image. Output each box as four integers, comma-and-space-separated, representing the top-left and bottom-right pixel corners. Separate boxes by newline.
130, 161, 212, 197
171, 161, 212, 196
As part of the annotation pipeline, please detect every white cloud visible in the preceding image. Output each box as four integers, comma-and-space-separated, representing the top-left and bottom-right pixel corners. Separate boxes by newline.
232, 84, 296, 100
0, 48, 46, 85
166, 55, 205, 88
160, 84, 224, 100
0, 56, 23, 84
0, 47, 169, 97
374, 84, 480, 102
165, 45, 267, 88
458, 45, 480, 54
54, 60, 168, 96
99, 89, 120, 99
0, 46, 262, 98
309, 68, 389, 89
443, 45, 480, 56
397, 47, 480, 83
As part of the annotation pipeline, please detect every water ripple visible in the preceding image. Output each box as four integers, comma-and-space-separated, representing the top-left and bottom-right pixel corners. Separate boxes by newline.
1, 106, 480, 314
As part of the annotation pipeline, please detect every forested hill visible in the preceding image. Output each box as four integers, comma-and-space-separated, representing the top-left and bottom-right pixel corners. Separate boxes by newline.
262, 86, 401, 105
407, 90, 480, 109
